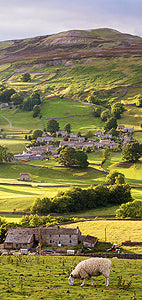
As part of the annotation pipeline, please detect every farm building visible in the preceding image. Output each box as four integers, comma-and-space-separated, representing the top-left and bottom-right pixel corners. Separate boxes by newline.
83, 235, 98, 248
4, 226, 82, 249
4, 231, 34, 249
20, 173, 30, 181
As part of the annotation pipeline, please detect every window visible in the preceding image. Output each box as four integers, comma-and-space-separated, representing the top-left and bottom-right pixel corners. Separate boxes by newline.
50, 240, 52, 244
69, 235, 71, 238
7, 243, 12, 246
70, 240, 72, 244
50, 234, 52, 237
23, 243, 27, 247
59, 234, 60, 237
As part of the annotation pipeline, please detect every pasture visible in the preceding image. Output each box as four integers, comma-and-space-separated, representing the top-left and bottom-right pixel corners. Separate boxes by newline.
64, 220, 142, 246
0, 255, 141, 299
0, 139, 28, 154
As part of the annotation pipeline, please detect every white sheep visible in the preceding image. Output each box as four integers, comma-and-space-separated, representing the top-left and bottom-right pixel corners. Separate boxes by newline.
68, 257, 111, 287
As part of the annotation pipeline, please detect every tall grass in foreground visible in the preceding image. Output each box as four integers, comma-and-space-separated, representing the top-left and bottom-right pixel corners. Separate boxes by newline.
0, 256, 141, 299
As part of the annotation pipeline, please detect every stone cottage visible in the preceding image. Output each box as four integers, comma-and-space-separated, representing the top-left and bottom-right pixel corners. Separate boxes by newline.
4, 226, 82, 249
20, 173, 30, 181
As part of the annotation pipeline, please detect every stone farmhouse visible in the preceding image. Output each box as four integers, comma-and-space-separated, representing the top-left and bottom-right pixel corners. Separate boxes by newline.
20, 173, 30, 181
4, 226, 82, 249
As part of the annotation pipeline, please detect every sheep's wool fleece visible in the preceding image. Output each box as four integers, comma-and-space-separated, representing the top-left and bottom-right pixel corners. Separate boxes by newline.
71, 258, 111, 279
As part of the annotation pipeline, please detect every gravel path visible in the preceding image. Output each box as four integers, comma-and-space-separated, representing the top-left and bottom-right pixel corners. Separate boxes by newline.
1, 115, 12, 127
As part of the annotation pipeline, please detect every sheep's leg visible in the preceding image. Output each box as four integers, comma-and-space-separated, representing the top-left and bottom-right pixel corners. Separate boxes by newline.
91, 277, 94, 286
105, 277, 109, 286
81, 279, 85, 286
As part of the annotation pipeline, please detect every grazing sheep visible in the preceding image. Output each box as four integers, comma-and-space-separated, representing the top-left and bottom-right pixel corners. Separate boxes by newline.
68, 258, 111, 287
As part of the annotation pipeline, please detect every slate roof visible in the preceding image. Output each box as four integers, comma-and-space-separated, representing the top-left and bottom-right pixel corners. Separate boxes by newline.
5, 232, 33, 244
83, 235, 98, 245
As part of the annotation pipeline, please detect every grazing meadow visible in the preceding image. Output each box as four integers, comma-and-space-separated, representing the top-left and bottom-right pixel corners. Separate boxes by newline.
0, 255, 141, 300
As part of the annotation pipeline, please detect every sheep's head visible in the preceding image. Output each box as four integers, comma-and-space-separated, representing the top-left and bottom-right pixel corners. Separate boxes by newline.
68, 274, 75, 285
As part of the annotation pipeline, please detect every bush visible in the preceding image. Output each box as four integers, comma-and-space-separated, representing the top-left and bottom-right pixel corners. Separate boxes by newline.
116, 200, 142, 218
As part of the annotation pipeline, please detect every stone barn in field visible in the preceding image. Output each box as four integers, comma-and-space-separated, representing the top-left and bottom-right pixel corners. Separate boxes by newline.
83, 235, 98, 248
20, 173, 30, 181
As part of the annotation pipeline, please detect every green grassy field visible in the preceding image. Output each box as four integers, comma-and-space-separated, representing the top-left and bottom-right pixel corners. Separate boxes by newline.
0, 139, 28, 153
103, 153, 142, 186
65, 220, 142, 245
0, 256, 141, 299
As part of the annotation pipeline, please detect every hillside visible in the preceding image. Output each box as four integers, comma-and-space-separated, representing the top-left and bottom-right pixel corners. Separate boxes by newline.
0, 28, 142, 65
0, 28, 142, 215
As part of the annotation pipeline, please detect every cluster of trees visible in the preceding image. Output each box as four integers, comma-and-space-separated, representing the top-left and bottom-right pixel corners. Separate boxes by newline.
0, 145, 13, 163
103, 103, 124, 132
46, 119, 60, 134
46, 120, 72, 135
19, 214, 76, 227
0, 84, 22, 104
23, 91, 41, 113
57, 146, 89, 168
122, 142, 142, 163
91, 100, 125, 133
20, 73, 31, 82
31, 183, 132, 214
116, 200, 142, 218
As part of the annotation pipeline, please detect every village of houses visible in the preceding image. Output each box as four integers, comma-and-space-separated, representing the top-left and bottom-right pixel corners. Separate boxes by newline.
14, 125, 135, 167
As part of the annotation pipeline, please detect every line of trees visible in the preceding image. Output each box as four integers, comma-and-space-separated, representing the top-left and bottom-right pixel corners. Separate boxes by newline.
31, 183, 132, 214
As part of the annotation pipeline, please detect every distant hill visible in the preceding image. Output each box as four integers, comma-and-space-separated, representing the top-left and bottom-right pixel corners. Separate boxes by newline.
0, 28, 142, 65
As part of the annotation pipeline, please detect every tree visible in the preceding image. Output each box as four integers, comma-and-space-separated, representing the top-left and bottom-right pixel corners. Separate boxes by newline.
20, 73, 31, 82
58, 146, 89, 168
111, 102, 125, 119
64, 123, 71, 134
104, 117, 117, 132
93, 184, 110, 206
101, 110, 109, 122
109, 183, 132, 204
23, 91, 41, 111
31, 197, 52, 214
92, 107, 101, 117
0, 145, 13, 163
33, 105, 41, 118
103, 146, 110, 159
135, 94, 142, 107
86, 130, 93, 138
47, 119, 60, 134
106, 170, 125, 185
74, 150, 89, 168
0, 88, 16, 103
122, 142, 142, 163
32, 129, 43, 140
87, 95, 95, 103
30, 91, 41, 105
116, 200, 142, 218
10, 93, 24, 105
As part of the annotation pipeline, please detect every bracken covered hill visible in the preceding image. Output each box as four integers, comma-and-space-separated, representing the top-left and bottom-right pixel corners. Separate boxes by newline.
0, 28, 142, 65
